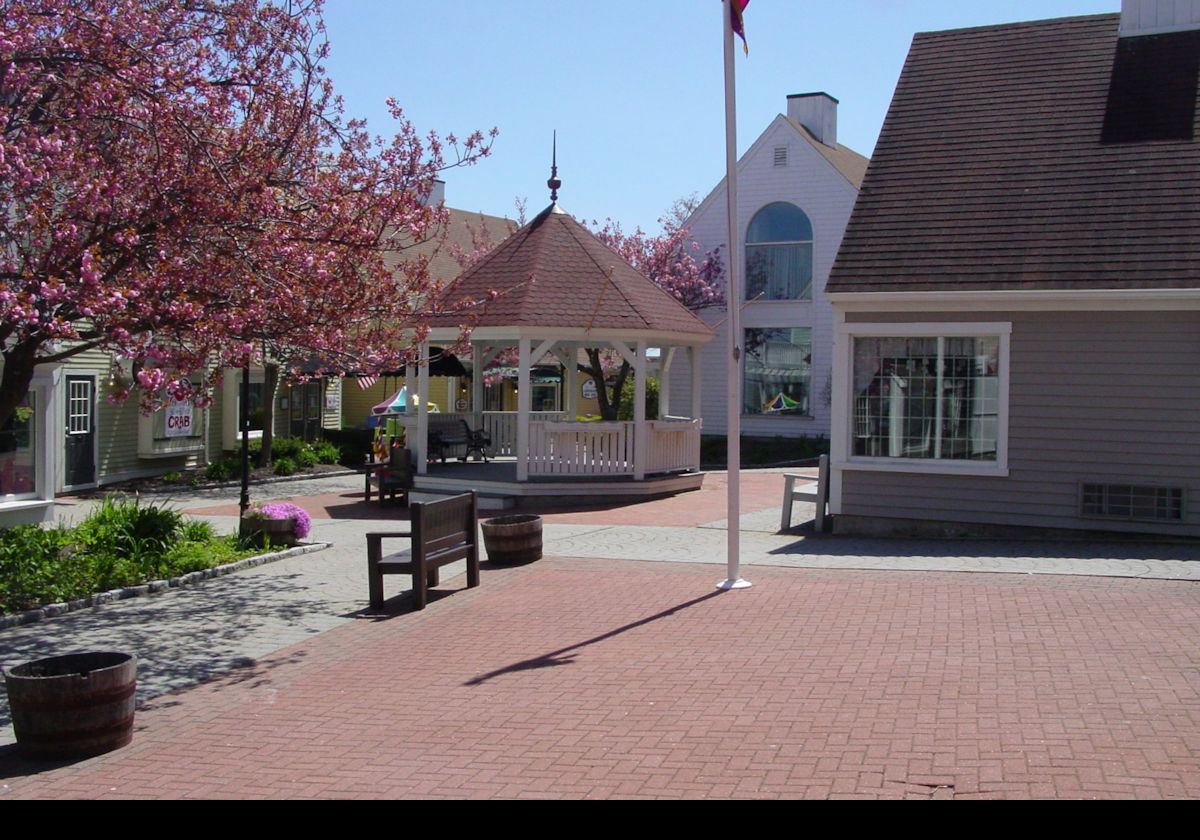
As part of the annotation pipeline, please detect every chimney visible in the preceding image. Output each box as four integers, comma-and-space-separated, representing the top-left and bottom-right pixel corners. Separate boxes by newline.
786, 92, 839, 147
428, 178, 446, 206
1120, 0, 1200, 36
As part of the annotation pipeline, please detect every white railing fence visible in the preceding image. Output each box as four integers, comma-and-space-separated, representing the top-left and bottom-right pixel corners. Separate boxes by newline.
646, 418, 702, 474
528, 421, 634, 475
408, 412, 701, 477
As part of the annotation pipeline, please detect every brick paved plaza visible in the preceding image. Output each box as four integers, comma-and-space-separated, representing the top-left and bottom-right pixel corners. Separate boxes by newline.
2, 472, 1199, 798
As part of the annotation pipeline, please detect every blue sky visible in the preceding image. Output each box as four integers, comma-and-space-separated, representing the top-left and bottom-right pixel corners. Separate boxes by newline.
321, 1, 1118, 232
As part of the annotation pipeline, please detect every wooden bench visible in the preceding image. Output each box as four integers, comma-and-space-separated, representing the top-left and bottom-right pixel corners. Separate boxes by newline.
781, 454, 830, 533
373, 445, 414, 507
428, 417, 491, 463
366, 491, 480, 610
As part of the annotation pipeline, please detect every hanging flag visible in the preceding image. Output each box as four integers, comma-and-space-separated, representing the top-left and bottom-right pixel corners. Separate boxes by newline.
357, 375, 378, 390
731, 0, 749, 54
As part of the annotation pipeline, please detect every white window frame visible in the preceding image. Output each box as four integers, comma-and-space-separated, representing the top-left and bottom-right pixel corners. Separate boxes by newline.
742, 325, 813, 419
744, 202, 814, 302
834, 321, 1011, 477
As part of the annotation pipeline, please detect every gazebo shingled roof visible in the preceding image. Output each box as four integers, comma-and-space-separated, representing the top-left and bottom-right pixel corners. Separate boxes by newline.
429, 203, 716, 338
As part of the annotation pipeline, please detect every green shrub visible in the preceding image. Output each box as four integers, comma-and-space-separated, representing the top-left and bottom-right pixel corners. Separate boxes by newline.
617, 376, 660, 421
272, 456, 297, 476
0, 508, 276, 615
0, 525, 77, 613
182, 519, 217, 542
76, 497, 185, 581
161, 470, 183, 483
311, 440, 341, 464
205, 457, 239, 482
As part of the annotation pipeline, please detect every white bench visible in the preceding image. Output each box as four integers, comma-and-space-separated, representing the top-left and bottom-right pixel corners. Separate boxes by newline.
781, 454, 830, 532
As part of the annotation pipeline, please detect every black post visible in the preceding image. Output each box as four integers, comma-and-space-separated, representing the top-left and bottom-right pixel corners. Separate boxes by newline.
239, 361, 251, 516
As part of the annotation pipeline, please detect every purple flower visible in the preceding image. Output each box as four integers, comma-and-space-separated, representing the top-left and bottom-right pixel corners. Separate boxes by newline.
253, 502, 312, 539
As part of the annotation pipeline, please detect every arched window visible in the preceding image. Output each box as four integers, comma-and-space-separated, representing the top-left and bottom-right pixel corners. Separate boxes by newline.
745, 202, 813, 300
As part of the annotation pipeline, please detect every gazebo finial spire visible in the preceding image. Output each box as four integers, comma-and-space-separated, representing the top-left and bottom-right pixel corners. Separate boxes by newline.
547, 130, 562, 203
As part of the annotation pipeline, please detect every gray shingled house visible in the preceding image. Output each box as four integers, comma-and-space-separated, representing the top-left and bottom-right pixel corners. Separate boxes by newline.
825, 1, 1200, 539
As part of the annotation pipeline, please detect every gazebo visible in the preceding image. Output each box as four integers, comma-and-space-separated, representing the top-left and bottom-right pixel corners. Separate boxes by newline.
395, 193, 715, 508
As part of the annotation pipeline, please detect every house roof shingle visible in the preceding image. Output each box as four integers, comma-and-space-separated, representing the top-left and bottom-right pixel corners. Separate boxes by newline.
383, 207, 515, 285
785, 119, 870, 189
429, 203, 715, 338
827, 13, 1200, 294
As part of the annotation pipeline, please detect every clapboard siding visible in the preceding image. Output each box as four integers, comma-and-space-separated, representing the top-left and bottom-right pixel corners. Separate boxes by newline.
670, 114, 862, 439
62, 350, 207, 487
839, 309, 1200, 536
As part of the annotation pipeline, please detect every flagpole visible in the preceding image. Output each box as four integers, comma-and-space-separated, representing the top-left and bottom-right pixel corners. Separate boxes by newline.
718, 0, 750, 591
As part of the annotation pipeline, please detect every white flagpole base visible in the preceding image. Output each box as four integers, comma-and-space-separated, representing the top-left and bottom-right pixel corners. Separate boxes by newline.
717, 577, 753, 590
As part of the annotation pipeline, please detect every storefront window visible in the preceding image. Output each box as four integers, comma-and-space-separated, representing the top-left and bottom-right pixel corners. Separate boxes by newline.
743, 327, 812, 416
852, 335, 1000, 460
0, 394, 36, 497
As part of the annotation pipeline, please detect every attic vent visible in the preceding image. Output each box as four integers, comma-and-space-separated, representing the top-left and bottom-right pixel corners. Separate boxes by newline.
773, 146, 788, 167
1080, 483, 1184, 522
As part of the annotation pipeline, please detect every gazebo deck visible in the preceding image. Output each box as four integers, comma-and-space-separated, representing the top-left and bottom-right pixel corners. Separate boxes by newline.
411, 457, 705, 510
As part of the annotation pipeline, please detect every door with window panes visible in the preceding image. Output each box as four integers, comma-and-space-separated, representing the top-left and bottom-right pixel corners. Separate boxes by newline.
289, 381, 324, 440
65, 374, 96, 486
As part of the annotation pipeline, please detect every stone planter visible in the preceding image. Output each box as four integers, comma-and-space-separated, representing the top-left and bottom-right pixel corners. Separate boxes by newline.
481, 514, 543, 565
239, 516, 298, 548
3, 651, 137, 760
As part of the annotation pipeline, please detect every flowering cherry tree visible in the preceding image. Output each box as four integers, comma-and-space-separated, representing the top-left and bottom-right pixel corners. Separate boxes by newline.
0, 0, 495, 428
584, 213, 724, 419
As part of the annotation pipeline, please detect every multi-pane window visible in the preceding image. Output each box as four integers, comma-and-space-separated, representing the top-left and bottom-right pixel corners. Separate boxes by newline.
744, 327, 812, 416
68, 379, 92, 434
745, 202, 813, 301
852, 336, 1000, 461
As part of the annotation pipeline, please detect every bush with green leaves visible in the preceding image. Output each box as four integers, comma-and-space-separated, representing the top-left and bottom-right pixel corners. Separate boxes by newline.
75, 497, 185, 583
0, 499, 274, 615
0, 525, 79, 614
205, 456, 239, 482
311, 440, 340, 464
617, 376, 661, 421
272, 457, 297, 476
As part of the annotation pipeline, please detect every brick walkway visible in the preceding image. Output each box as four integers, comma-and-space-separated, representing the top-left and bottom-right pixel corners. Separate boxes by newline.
3, 557, 1199, 799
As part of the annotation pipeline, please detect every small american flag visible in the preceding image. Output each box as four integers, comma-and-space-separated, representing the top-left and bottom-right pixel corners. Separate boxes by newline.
356, 375, 378, 390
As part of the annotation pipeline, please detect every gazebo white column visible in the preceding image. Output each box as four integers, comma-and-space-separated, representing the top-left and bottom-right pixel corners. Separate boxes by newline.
417, 346, 430, 475
404, 362, 421, 471
660, 346, 677, 418
633, 339, 647, 480
690, 345, 702, 424
553, 344, 578, 419
516, 337, 531, 481
471, 342, 484, 420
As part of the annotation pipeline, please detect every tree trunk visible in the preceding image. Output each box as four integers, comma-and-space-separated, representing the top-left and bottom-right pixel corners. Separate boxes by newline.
579, 348, 631, 422
0, 341, 42, 431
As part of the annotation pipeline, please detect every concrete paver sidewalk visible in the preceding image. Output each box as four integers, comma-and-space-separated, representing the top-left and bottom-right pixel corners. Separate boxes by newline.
2, 470, 1199, 798
3, 557, 1199, 799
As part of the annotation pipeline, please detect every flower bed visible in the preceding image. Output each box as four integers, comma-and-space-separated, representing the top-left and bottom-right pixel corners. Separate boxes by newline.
0, 497, 270, 615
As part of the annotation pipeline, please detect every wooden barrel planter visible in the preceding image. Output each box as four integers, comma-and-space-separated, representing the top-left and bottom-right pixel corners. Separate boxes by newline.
239, 516, 297, 548
481, 514, 543, 565
3, 651, 137, 760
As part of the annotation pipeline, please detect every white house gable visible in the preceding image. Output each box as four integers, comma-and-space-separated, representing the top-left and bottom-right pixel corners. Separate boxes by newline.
671, 97, 866, 441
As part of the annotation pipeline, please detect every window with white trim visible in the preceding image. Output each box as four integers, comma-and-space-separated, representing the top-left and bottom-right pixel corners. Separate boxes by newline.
0, 393, 36, 498
744, 327, 811, 416
845, 325, 1009, 472
745, 202, 813, 301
